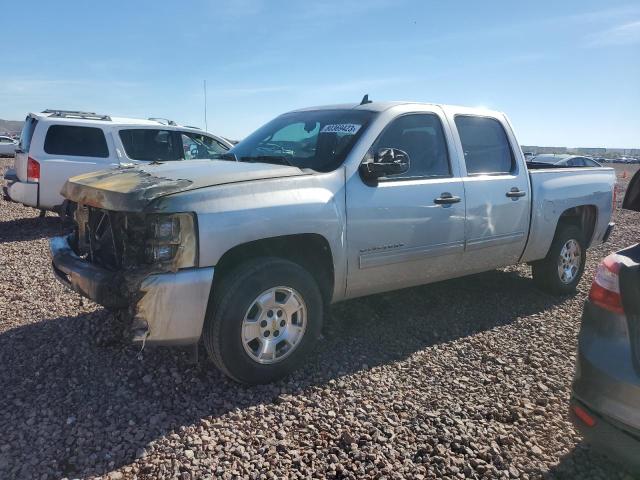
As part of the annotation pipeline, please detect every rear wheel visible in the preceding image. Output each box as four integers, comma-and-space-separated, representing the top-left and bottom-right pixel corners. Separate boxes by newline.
203, 257, 323, 384
532, 224, 586, 295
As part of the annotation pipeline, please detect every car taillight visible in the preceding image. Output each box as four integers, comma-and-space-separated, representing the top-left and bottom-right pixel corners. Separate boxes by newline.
588, 254, 624, 314
612, 184, 617, 210
27, 157, 40, 183
572, 404, 596, 427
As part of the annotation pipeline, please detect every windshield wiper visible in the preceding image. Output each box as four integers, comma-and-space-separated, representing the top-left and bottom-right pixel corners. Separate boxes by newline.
212, 152, 238, 161
239, 155, 294, 167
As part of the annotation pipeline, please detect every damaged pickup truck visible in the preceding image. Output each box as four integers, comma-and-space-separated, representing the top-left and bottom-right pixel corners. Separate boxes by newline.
51, 100, 616, 384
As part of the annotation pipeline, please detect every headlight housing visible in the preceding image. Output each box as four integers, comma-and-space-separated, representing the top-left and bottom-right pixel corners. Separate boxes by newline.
145, 213, 198, 270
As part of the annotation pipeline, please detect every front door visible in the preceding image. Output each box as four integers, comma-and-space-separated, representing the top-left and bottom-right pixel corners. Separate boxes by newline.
346, 111, 466, 298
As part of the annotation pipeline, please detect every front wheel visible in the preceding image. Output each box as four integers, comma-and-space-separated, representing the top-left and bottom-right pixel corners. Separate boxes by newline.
532, 225, 586, 295
203, 257, 323, 384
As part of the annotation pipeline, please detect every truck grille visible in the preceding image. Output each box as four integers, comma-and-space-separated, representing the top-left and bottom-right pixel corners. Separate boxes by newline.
75, 204, 146, 270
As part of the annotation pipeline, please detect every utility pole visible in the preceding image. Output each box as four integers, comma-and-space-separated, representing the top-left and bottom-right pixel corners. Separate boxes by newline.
203, 79, 208, 131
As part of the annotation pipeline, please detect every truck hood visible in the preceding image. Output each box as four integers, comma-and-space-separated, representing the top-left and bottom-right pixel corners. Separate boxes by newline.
61, 159, 307, 211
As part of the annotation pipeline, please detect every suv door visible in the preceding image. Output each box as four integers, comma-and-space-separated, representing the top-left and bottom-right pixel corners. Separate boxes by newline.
453, 114, 530, 271
345, 110, 466, 298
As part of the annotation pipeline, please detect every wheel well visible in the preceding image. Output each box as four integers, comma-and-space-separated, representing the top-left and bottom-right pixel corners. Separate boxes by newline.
556, 205, 597, 246
214, 234, 335, 303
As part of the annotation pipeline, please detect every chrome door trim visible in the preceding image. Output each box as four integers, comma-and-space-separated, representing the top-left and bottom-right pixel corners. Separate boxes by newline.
359, 241, 465, 269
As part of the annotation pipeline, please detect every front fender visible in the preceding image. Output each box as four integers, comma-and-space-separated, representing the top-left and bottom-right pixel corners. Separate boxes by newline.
148, 169, 348, 300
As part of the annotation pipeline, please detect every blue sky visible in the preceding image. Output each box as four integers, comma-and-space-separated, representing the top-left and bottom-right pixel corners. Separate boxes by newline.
2, 0, 639, 147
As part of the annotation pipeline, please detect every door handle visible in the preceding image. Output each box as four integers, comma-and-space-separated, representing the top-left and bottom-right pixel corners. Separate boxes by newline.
506, 188, 526, 198
434, 192, 461, 205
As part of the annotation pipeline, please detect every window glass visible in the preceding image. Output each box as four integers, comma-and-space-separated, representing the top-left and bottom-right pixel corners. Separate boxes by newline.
18, 116, 38, 153
455, 116, 514, 174
584, 158, 599, 167
226, 109, 374, 172
44, 125, 109, 157
181, 132, 228, 159
567, 157, 586, 167
372, 113, 450, 178
119, 129, 181, 161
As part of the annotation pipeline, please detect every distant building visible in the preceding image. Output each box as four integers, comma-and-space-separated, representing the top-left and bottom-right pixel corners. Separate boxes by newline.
607, 148, 640, 157
521, 146, 567, 154
575, 147, 607, 155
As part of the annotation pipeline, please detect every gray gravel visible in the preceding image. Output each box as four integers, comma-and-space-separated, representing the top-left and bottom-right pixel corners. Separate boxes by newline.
1, 158, 638, 480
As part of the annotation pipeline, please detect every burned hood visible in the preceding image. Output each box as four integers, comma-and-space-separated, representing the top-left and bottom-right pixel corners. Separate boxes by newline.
61, 160, 307, 211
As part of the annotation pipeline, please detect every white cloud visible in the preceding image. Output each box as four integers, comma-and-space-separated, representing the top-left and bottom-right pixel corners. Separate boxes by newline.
587, 19, 640, 46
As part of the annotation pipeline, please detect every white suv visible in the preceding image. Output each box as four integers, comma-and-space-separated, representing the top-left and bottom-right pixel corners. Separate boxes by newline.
3, 110, 232, 215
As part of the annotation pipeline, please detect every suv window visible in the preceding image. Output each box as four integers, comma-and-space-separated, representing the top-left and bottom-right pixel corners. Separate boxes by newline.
119, 129, 181, 161
181, 132, 228, 159
44, 125, 109, 158
18, 116, 38, 153
455, 115, 514, 175
372, 113, 450, 178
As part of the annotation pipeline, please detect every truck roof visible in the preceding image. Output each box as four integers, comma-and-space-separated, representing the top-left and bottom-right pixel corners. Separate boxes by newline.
290, 101, 505, 117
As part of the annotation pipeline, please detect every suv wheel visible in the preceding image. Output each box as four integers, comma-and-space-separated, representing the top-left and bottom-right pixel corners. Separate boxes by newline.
203, 257, 323, 384
532, 224, 586, 295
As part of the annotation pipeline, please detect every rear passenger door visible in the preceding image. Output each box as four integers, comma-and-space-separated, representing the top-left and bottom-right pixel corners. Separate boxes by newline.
118, 129, 182, 162
452, 114, 531, 271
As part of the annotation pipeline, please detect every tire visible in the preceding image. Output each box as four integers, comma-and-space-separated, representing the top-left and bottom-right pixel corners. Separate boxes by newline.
203, 257, 323, 384
532, 224, 586, 295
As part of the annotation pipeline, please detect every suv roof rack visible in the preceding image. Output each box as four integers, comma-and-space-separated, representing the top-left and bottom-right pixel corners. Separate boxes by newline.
42, 109, 111, 121
148, 117, 178, 126
184, 125, 202, 130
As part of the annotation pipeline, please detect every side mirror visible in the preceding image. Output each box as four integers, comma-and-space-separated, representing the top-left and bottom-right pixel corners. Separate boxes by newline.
359, 148, 410, 183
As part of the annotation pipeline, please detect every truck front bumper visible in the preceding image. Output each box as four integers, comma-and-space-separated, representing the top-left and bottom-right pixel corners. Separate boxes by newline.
2, 168, 38, 207
50, 235, 214, 345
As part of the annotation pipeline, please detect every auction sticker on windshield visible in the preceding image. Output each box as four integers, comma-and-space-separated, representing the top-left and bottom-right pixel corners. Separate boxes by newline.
320, 124, 361, 135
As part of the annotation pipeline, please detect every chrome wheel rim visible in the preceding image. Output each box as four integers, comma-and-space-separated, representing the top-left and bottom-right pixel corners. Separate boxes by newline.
557, 239, 581, 284
241, 286, 307, 364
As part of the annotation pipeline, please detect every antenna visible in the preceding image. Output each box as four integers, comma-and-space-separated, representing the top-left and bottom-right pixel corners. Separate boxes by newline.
360, 94, 372, 105
203, 79, 208, 132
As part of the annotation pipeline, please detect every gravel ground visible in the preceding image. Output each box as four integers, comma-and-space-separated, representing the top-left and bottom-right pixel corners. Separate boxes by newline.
1, 158, 638, 480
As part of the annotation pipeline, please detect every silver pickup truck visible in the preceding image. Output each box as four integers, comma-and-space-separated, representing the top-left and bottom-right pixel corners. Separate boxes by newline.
50, 101, 616, 384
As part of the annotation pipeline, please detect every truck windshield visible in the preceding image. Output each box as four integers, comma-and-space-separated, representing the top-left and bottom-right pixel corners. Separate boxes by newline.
223, 109, 375, 172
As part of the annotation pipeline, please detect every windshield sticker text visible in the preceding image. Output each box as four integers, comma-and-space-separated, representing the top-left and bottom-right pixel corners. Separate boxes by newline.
320, 124, 361, 135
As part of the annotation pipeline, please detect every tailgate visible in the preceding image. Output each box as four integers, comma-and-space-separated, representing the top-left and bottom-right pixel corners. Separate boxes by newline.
15, 115, 38, 182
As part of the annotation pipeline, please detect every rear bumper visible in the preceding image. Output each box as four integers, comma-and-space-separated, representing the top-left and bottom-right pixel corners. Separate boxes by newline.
570, 398, 640, 471
2, 170, 38, 207
573, 302, 640, 429
50, 235, 214, 345
572, 300, 640, 469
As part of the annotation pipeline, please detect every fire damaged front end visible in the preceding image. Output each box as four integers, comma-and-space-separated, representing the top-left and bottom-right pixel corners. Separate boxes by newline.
50, 177, 214, 346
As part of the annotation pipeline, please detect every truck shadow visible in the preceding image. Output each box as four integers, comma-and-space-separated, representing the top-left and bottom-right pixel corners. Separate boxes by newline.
0, 215, 69, 243
548, 443, 631, 479
0, 268, 575, 478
